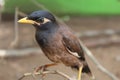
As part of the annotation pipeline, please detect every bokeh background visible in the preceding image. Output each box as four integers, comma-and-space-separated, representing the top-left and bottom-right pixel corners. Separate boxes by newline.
0, 0, 120, 80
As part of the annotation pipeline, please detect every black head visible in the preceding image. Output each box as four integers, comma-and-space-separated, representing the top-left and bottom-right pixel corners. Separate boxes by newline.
18, 10, 57, 27
28, 10, 56, 23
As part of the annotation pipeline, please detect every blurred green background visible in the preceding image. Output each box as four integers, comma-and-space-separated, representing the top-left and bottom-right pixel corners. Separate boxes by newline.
4, 0, 120, 15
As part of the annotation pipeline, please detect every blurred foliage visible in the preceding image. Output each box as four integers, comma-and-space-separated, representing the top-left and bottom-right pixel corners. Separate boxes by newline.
4, 0, 120, 15
4, 0, 40, 13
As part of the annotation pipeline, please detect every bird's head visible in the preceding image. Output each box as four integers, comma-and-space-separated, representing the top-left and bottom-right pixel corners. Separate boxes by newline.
18, 10, 57, 28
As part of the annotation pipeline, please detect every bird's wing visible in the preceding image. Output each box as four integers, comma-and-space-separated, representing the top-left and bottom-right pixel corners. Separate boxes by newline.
62, 35, 85, 60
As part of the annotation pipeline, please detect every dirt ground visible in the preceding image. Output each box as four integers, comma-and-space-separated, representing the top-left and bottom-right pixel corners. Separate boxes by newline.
0, 17, 120, 80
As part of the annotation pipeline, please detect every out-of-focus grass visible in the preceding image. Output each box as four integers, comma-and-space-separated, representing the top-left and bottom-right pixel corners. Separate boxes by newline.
4, 0, 120, 15
4, 0, 40, 13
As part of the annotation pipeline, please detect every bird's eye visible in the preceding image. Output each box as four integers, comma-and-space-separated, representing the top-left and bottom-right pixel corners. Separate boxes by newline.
37, 17, 44, 23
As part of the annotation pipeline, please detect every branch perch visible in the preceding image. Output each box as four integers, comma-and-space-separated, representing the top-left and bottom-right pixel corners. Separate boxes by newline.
18, 70, 72, 80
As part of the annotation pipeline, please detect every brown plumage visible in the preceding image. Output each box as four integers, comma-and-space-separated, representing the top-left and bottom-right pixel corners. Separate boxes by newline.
18, 10, 94, 80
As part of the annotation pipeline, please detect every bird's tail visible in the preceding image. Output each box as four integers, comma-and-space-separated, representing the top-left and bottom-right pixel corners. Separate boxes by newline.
82, 64, 95, 79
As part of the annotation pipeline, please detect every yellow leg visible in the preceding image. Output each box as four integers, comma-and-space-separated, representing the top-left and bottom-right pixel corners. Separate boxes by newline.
77, 66, 83, 80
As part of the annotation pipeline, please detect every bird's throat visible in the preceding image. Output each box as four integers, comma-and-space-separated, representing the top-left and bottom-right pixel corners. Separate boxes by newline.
35, 22, 59, 48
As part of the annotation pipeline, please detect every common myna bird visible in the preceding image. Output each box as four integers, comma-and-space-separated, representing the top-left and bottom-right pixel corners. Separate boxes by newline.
18, 10, 95, 80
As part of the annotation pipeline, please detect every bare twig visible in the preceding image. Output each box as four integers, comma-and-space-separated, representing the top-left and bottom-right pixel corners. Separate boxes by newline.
85, 36, 120, 48
0, 5, 4, 23
79, 40, 119, 80
18, 70, 72, 80
77, 29, 120, 38
9, 7, 19, 48
31, 0, 48, 11
18, 11, 27, 17
0, 10, 1, 23
9, 8, 27, 49
31, 1, 119, 80
0, 48, 41, 58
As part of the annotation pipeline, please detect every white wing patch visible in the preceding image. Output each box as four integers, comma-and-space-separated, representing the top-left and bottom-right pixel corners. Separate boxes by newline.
66, 47, 80, 58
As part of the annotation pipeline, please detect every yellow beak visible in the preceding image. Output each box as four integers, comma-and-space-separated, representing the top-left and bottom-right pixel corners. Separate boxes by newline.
18, 17, 36, 24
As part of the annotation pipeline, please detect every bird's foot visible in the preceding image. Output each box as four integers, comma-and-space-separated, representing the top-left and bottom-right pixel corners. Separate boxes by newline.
34, 65, 48, 72
33, 63, 57, 78
33, 65, 48, 78
34, 63, 57, 72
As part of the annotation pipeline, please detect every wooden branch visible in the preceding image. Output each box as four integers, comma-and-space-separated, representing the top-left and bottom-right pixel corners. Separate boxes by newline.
18, 70, 72, 80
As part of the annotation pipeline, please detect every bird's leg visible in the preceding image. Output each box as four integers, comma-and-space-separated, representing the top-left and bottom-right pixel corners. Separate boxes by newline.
77, 66, 83, 80
34, 63, 57, 72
